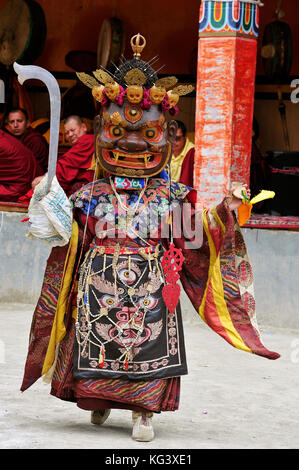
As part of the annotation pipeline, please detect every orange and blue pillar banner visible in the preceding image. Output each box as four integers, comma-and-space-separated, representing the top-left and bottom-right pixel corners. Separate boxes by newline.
194, 0, 261, 208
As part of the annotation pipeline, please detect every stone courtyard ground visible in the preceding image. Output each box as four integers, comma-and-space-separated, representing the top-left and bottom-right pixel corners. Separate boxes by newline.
0, 303, 299, 450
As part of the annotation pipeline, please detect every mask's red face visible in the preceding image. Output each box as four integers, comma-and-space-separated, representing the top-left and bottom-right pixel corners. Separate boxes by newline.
95, 99, 177, 178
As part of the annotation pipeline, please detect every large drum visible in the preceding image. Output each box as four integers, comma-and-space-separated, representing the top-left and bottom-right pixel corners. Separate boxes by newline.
0, 0, 46, 66
261, 20, 293, 81
97, 17, 125, 69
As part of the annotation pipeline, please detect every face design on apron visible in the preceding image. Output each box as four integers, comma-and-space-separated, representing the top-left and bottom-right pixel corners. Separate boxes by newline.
88, 254, 163, 353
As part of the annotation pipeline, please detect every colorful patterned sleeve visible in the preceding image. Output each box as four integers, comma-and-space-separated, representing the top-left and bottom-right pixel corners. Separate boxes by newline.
176, 199, 280, 360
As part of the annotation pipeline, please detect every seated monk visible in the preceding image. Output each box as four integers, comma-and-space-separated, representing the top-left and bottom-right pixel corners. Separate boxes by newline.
32, 115, 95, 196
0, 129, 43, 202
5, 107, 49, 173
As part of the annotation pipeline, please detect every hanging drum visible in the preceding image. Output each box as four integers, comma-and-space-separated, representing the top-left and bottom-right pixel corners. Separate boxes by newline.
0, 0, 46, 66
97, 17, 125, 69
261, 20, 293, 81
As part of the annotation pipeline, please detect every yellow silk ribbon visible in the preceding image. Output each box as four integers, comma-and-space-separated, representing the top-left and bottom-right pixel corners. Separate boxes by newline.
199, 211, 252, 353
42, 221, 79, 378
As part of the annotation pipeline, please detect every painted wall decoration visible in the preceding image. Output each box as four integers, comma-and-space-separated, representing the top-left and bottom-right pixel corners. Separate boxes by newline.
199, 0, 259, 37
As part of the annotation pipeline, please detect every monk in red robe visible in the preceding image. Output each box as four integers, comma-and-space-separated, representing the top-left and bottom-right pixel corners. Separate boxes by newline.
32, 115, 94, 197
5, 108, 49, 173
0, 129, 42, 202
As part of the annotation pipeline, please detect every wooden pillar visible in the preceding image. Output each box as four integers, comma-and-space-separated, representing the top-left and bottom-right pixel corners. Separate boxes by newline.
194, 0, 261, 208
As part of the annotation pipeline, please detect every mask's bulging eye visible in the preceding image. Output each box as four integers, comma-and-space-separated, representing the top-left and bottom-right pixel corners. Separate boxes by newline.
145, 129, 156, 138
107, 125, 126, 139
124, 104, 143, 123
141, 126, 162, 142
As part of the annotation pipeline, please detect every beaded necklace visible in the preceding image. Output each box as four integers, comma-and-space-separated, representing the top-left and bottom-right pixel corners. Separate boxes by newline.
109, 176, 149, 227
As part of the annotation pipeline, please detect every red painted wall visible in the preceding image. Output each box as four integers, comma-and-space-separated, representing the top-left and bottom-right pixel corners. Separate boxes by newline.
0, 0, 297, 75
0, 0, 199, 74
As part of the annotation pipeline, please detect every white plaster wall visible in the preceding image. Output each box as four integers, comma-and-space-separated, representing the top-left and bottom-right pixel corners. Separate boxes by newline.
0, 212, 51, 304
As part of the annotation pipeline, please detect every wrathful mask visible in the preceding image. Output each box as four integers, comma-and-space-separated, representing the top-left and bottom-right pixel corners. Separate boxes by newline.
76, 34, 194, 178
95, 99, 177, 178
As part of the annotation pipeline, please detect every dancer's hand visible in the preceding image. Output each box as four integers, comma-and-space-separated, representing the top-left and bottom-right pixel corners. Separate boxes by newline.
226, 183, 251, 211
32, 175, 46, 189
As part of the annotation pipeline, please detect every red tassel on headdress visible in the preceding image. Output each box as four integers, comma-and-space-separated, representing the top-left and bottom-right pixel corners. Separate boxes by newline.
161, 243, 184, 314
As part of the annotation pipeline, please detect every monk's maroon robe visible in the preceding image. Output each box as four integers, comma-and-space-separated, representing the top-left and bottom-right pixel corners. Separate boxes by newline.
21, 127, 49, 173
55, 134, 95, 196
0, 130, 40, 202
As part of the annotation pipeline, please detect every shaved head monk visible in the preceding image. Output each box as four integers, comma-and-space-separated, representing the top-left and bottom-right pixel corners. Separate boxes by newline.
32, 115, 94, 196
5, 108, 49, 173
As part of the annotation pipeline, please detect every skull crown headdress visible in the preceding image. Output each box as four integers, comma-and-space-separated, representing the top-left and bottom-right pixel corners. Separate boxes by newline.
76, 33, 194, 115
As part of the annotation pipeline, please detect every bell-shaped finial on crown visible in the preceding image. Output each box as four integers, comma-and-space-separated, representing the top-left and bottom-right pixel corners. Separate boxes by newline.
130, 33, 146, 59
